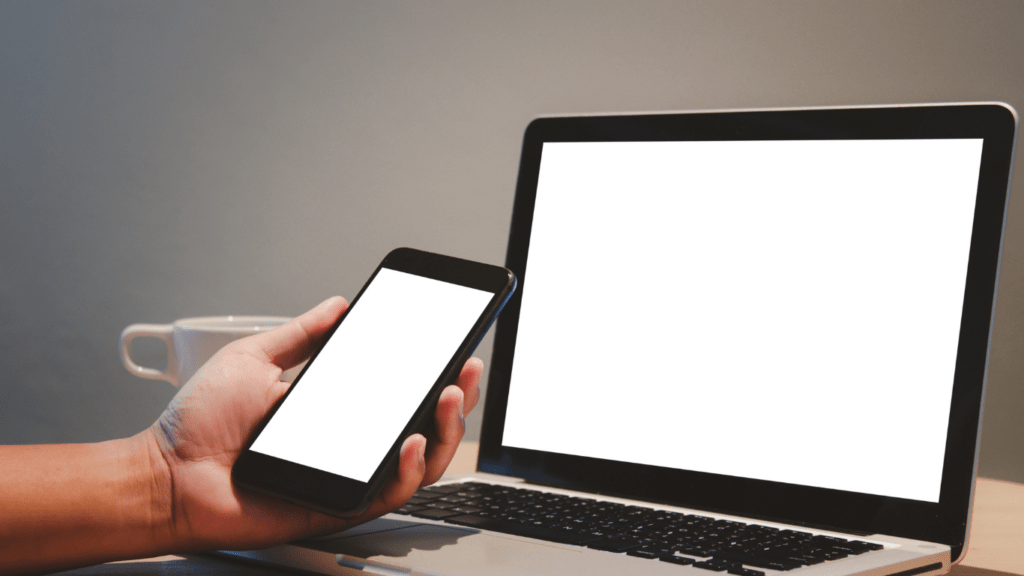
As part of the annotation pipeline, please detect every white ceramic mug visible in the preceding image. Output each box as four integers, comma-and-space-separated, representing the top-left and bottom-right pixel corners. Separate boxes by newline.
120, 315, 292, 388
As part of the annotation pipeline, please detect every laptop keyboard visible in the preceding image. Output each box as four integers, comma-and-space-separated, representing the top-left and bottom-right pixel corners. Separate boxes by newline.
398, 482, 883, 574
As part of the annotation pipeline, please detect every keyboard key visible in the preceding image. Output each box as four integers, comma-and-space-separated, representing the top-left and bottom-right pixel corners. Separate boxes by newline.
712, 551, 803, 571
661, 554, 697, 565
835, 540, 882, 554
410, 508, 462, 520
395, 504, 425, 515
444, 514, 603, 546
728, 569, 766, 576
694, 560, 735, 572
676, 545, 716, 557
586, 538, 645, 552
626, 545, 674, 559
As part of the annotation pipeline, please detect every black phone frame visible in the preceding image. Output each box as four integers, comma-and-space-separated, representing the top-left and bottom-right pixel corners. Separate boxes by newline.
478, 104, 1017, 561
234, 247, 516, 518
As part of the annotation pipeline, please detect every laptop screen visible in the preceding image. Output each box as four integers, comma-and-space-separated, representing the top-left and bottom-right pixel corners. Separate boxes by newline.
501, 138, 982, 504
480, 104, 1017, 559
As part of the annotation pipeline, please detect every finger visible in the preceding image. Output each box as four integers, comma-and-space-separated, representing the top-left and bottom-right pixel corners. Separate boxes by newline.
422, 385, 465, 486
246, 296, 348, 370
455, 357, 483, 416
299, 435, 427, 536
364, 434, 427, 517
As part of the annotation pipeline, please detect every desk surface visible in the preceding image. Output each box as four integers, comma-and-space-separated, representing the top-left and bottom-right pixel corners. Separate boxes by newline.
55, 442, 1024, 576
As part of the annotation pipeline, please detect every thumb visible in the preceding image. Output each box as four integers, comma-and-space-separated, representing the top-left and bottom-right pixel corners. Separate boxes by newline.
245, 296, 348, 370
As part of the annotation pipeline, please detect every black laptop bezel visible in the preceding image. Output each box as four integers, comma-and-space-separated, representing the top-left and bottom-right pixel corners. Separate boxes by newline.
479, 103, 1017, 560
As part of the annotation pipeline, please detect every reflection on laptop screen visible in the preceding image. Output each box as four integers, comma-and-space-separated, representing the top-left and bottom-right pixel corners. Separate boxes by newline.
502, 139, 984, 503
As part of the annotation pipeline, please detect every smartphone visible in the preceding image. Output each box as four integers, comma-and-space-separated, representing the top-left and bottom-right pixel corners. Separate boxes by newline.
232, 248, 516, 517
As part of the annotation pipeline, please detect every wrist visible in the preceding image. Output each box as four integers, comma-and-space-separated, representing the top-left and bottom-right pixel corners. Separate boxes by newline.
131, 428, 177, 556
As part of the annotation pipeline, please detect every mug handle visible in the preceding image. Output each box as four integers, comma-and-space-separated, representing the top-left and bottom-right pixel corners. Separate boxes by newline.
120, 324, 178, 386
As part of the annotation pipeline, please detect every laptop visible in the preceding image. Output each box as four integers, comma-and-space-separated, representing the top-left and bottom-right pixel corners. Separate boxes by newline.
220, 103, 1018, 576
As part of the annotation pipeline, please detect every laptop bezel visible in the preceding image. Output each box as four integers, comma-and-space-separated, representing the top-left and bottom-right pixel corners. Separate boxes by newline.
478, 103, 1018, 562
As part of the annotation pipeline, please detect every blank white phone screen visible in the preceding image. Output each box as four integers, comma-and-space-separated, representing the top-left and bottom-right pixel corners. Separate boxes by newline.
250, 268, 493, 482
502, 139, 983, 503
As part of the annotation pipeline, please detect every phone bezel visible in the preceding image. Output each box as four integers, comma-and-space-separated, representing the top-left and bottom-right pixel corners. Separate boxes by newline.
233, 247, 516, 517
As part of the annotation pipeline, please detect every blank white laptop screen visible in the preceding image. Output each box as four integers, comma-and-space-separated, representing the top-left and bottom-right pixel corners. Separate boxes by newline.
502, 139, 984, 503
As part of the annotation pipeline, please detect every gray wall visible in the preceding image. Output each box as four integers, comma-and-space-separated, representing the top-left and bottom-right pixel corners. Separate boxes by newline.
2, 1, 1023, 482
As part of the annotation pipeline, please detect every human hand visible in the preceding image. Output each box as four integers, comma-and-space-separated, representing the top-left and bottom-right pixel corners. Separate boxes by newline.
144, 296, 482, 552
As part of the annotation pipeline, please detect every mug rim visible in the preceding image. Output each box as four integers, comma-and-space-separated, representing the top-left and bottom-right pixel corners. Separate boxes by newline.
174, 315, 292, 332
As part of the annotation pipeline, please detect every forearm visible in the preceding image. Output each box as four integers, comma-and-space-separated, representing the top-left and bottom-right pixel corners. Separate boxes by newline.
0, 431, 173, 575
